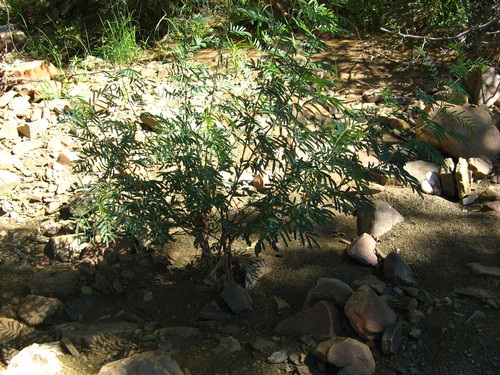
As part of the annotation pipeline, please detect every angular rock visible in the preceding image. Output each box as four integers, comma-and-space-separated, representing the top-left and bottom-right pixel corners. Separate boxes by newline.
220, 283, 253, 316
439, 158, 457, 197
311, 278, 353, 307
0, 90, 17, 108
44, 234, 83, 262
98, 351, 184, 375
17, 118, 49, 139
0, 170, 20, 194
198, 300, 234, 321
2, 342, 74, 375
272, 296, 290, 311
344, 285, 397, 340
346, 233, 378, 266
245, 258, 272, 288
356, 200, 404, 238
268, 350, 288, 364
28, 264, 79, 297
462, 194, 479, 206
455, 158, 470, 200
215, 336, 241, 354
17, 294, 64, 326
57, 148, 79, 166
382, 321, 403, 354
383, 252, 417, 287
273, 301, 344, 340
0, 118, 20, 139
407, 309, 425, 323
55, 321, 141, 347
61, 336, 80, 357
0, 317, 29, 344
468, 156, 493, 179
3, 60, 59, 80
479, 186, 500, 201
312, 337, 375, 375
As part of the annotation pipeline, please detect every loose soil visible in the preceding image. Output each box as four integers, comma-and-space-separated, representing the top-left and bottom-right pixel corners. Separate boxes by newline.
0, 36, 499, 375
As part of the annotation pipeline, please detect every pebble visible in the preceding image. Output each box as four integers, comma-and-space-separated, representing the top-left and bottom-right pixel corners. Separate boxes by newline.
268, 350, 288, 364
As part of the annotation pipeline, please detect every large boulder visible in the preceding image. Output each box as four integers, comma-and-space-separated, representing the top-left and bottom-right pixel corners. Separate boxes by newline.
417, 103, 500, 161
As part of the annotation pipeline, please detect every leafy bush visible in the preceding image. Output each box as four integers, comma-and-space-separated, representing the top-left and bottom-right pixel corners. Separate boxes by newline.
66, 0, 440, 281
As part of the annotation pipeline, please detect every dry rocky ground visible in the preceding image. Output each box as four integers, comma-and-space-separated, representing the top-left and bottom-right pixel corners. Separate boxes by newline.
0, 37, 499, 375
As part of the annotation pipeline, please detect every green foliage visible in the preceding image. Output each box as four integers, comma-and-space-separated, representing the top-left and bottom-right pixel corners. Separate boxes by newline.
94, 13, 143, 66
66, 0, 438, 276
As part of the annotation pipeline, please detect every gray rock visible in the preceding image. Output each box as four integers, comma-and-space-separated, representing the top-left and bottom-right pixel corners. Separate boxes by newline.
311, 278, 353, 307
462, 194, 479, 206
407, 309, 425, 323
198, 300, 235, 321
382, 321, 403, 354
356, 200, 404, 238
55, 321, 141, 347
346, 233, 378, 266
215, 336, 241, 354
439, 158, 457, 197
3, 342, 76, 375
383, 252, 417, 287
98, 350, 184, 375
17, 294, 64, 326
252, 337, 278, 351
220, 284, 253, 316
352, 275, 387, 295
28, 264, 79, 297
268, 350, 288, 364
464, 310, 486, 325
312, 337, 375, 375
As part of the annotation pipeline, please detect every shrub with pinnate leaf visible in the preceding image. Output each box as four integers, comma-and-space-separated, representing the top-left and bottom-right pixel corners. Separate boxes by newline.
66, 0, 438, 281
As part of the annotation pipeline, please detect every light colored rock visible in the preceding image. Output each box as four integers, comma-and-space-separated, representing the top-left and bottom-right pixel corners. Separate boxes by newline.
468, 156, 493, 179
45, 234, 83, 262
12, 140, 42, 155
466, 263, 500, 278
404, 160, 442, 195
0, 118, 20, 139
0, 152, 16, 170
17, 118, 49, 139
418, 103, 500, 161
17, 295, 64, 326
215, 336, 241, 354
3, 60, 59, 80
98, 351, 184, 375
8, 95, 30, 113
268, 350, 287, 364
0, 317, 29, 344
2, 342, 75, 375
356, 200, 404, 238
462, 194, 479, 206
0, 90, 17, 108
57, 148, 79, 166
439, 158, 456, 197
313, 337, 375, 375
346, 233, 378, 266
274, 301, 344, 340
0, 170, 20, 194
482, 201, 500, 212
344, 285, 397, 340
455, 158, 470, 199
479, 186, 500, 201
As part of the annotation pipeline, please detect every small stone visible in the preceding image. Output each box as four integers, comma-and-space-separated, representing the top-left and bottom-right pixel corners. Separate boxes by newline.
0, 170, 20, 194
198, 300, 234, 321
407, 309, 425, 323
439, 158, 457, 197
383, 252, 417, 287
57, 148, 79, 166
409, 328, 422, 339
143, 291, 154, 302
252, 337, 277, 351
462, 194, 479, 205
44, 234, 82, 262
346, 233, 378, 266
215, 336, 241, 354
0, 118, 20, 139
220, 284, 253, 316
3, 342, 72, 375
309, 278, 353, 307
272, 296, 290, 311
0, 90, 17, 108
268, 350, 288, 364
17, 294, 64, 326
17, 118, 49, 139
468, 156, 493, 179
382, 321, 403, 354
61, 336, 80, 357
28, 264, 79, 297
464, 310, 486, 325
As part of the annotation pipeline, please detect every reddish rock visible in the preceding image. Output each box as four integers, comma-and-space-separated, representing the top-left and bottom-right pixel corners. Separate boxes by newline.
312, 337, 375, 375
346, 233, 378, 266
344, 285, 397, 340
483, 201, 500, 212
274, 301, 344, 340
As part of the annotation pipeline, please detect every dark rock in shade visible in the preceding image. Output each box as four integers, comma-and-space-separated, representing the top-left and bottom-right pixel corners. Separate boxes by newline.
482, 201, 500, 212
98, 350, 184, 375
198, 300, 235, 321
306, 278, 353, 308
220, 283, 253, 316
17, 295, 64, 326
382, 321, 404, 354
344, 286, 397, 341
274, 301, 345, 341
312, 337, 375, 375
28, 264, 79, 297
356, 200, 404, 238
0, 317, 29, 345
383, 252, 417, 287
55, 321, 141, 348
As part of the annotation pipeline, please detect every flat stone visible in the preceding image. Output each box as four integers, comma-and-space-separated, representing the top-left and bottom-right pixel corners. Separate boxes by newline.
407, 309, 425, 323
98, 350, 184, 375
17, 294, 64, 326
468, 156, 493, 179
55, 321, 141, 347
479, 186, 500, 201
356, 200, 404, 238
17, 118, 49, 139
462, 194, 479, 206
4, 60, 59, 80
382, 321, 403, 354
346, 233, 378, 266
344, 285, 397, 340
482, 201, 500, 212
312, 337, 375, 375
272, 296, 290, 311
0, 170, 20, 194
383, 252, 417, 287
220, 284, 253, 316
28, 264, 79, 297
57, 149, 79, 166
0, 118, 20, 139
273, 301, 344, 341
252, 337, 278, 351
0, 90, 17, 108
465, 263, 500, 277
268, 350, 288, 364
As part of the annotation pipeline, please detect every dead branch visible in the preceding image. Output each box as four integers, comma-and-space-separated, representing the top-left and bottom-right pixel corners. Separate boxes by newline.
380, 14, 500, 41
